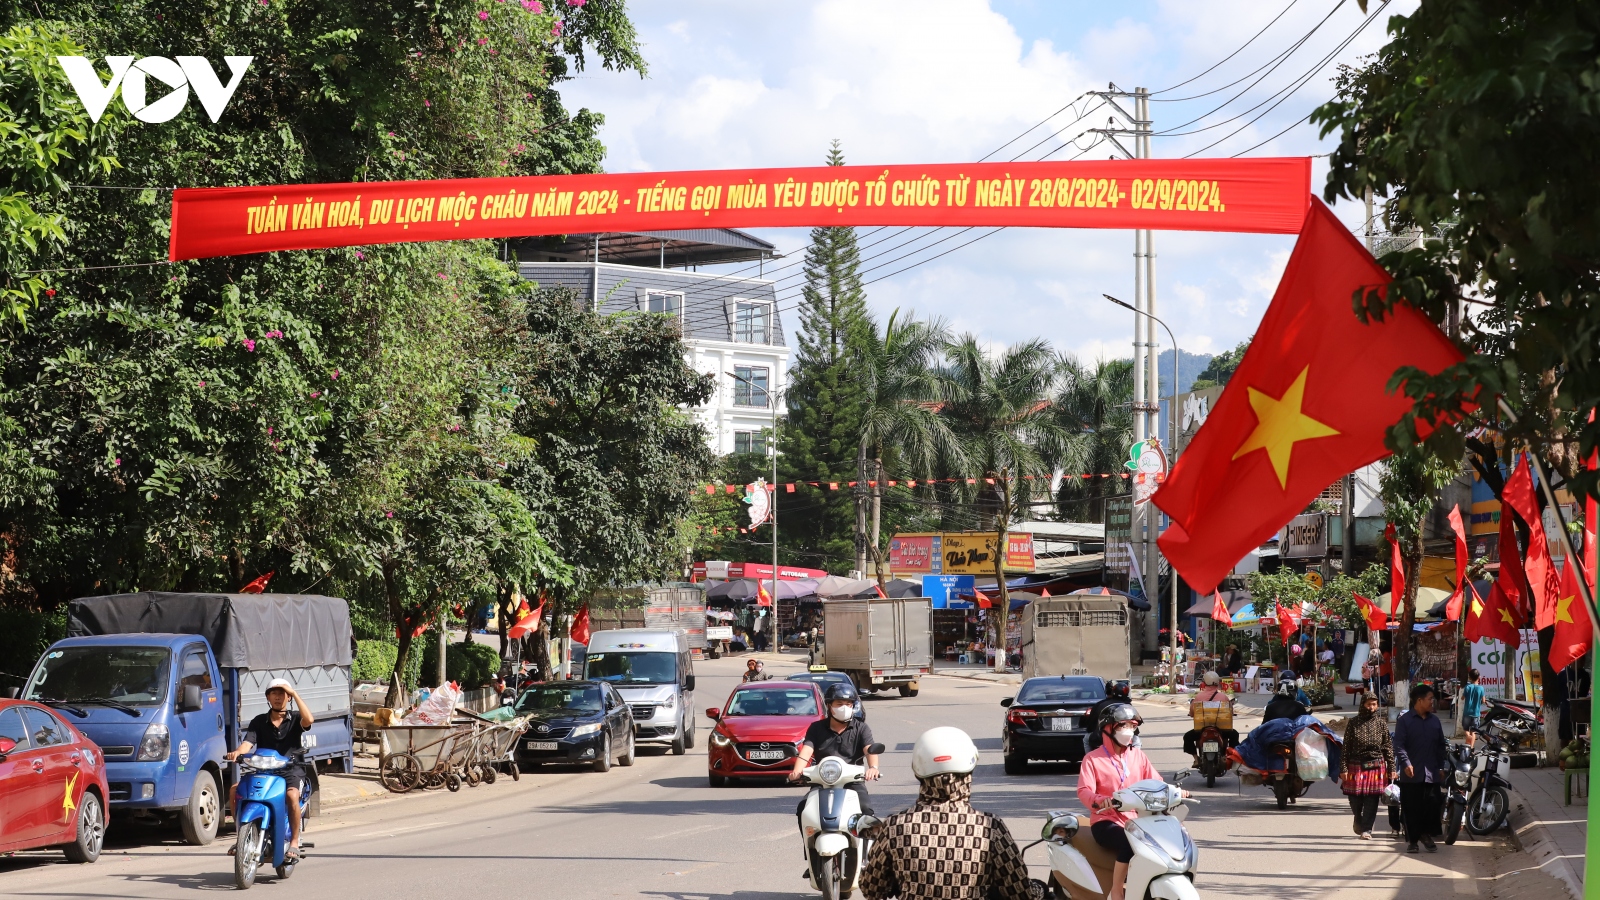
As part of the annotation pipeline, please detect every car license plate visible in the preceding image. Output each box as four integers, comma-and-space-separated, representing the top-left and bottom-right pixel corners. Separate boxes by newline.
747, 749, 786, 760
526, 741, 558, 751
1050, 717, 1076, 732
1203, 741, 1220, 753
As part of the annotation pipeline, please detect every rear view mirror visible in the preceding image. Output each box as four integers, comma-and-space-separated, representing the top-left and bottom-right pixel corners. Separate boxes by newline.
684, 674, 696, 691
999, 697, 1013, 707
1041, 811, 1079, 843
706, 708, 720, 720
866, 742, 886, 755
179, 684, 203, 712
0, 736, 14, 755
4, 687, 18, 699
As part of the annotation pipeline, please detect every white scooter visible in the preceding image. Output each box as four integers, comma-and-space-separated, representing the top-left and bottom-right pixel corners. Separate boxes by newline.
798, 746, 885, 900
1034, 779, 1200, 900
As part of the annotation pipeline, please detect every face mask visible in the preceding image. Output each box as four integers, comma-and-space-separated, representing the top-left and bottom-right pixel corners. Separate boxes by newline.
831, 704, 854, 722
1113, 727, 1136, 747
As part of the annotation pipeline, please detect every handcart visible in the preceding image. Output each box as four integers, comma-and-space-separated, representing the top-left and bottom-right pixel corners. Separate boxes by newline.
378, 724, 464, 793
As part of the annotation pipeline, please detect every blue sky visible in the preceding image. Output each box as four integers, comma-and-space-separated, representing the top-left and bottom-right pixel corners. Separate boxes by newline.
560, 0, 1414, 364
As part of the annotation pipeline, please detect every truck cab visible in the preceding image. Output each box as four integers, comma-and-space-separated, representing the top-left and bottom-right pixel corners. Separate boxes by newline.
25, 634, 229, 844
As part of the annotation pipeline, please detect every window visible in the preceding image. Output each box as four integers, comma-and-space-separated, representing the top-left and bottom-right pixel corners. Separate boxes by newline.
646, 291, 682, 315
733, 301, 772, 344
725, 688, 819, 717
180, 646, 213, 691
732, 365, 769, 408
21, 707, 70, 747
0, 708, 30, 752
733, 431, 766, 455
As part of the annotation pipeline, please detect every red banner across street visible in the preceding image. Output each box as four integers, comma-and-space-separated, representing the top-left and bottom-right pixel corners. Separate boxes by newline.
168, 157, 1312, 260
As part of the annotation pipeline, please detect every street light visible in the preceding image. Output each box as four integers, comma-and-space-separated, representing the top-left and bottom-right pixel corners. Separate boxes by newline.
1104, 293, 1183, 689
726, 369, 785, 617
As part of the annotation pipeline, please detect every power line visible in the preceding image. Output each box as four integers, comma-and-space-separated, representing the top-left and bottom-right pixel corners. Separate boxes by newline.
1149, 0, 1308, 98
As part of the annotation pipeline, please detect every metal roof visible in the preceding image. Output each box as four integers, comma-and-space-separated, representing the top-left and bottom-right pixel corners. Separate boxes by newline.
510, 228, 779, 268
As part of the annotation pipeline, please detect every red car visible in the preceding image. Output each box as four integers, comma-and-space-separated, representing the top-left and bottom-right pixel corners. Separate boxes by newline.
705, 680, 825, 786
0, 699, 109, 862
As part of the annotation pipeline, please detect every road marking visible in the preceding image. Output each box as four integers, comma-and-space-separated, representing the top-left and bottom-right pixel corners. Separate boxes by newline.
652, 822, 727, 840
352, 821, 447, 838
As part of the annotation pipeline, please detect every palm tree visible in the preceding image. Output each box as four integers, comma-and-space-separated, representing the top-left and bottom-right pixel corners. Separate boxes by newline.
1052, 356, 1134, 523
855, 310, 962, 582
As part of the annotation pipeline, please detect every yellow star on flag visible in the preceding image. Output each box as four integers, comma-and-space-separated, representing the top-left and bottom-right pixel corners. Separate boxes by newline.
1556, 594, 1576, 625
1231, 366, 1341, 489
62, 771, 78, 821
1498, 606, 1517, 627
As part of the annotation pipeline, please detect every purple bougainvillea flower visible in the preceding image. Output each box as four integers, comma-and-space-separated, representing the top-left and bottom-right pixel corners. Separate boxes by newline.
551, 20, 563, 35
522, 0, 542, 11
199, 380, 206, 388
114, 458, 121, 466
333, 369, 341, 380
424, 99, 431, 107
311, 391, 321, 398
267, 427, 273, 435
244, 339, 256, 352
385, 511, 394, 518
568, 0, 585, 6
478, 10, 490, 19
355, 251, 365, 260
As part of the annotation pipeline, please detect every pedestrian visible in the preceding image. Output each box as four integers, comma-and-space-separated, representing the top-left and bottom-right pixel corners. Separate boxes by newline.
1459, 668, 1485, 748
859, 728, 1031, 900
1340, 691, 1394, 840
1393, 682, 1447, 853
1224, 643, 1242, 677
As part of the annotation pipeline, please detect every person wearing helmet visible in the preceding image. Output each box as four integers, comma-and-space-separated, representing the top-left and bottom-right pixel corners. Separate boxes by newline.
1084, 680, 1132, 751
1181, 670, 1239, 758
742, 659, 772, 683
225, 679, 314, 860
1078, 702, 1171, 900
1263, 673, 1310, 723
859, 727, 1032, 900
788, 682, 879, 813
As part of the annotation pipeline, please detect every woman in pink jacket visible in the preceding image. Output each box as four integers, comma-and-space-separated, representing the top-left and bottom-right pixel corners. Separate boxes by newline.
1077, 703, 1168, 900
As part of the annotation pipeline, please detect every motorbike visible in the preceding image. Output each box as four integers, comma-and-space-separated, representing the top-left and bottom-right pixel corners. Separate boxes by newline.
1232, 717, 1336, 810
1029, 779, 1201, 900
1442, 742, 1473, 844
232, 747, 315, 890
1265, 741, 1304, 809
1190, 702, 1234, 788
1462, 728, 1516, 836
798, 744, 886, 900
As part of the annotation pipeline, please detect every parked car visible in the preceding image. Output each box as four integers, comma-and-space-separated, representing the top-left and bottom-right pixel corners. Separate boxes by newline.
783, 669, 866, 720
0, 699, 109, 862
705, 681, 825, 787
513, 681, 635, 773
1000, 675, 1106, 774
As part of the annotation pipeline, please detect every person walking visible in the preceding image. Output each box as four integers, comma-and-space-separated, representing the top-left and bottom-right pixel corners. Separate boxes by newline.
1459, 669, 1485, 748
1340, 691, 1394, 839
1393, 682, 1448, 853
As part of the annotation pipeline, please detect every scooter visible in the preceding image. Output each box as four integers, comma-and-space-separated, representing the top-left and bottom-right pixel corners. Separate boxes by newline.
798, 745, 885, 900
1462, 730, 1514, 836
1442, 742, 1473, 844
232, 747, 315, 890
1033, 779, 1201, 900
1266, 741, 1304, 809
1194, 725, 1231, 788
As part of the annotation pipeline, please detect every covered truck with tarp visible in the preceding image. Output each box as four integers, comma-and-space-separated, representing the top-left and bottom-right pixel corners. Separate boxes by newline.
1019, 594, 1133, 682
24, 592, 353, 846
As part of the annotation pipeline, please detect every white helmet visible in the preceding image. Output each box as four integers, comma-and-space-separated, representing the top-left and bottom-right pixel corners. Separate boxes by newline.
911, 727, 979, 779
1203, 671, 1220, 686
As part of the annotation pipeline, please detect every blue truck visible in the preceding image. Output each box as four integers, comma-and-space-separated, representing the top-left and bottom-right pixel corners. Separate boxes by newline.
23, 592, 354, 845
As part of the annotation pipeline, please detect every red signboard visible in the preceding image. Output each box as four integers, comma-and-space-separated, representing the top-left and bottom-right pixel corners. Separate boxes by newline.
168, 158, 1312, 260
1005, 533, 1036, 571
691, 561, 828, 582
889, 535, 937, 575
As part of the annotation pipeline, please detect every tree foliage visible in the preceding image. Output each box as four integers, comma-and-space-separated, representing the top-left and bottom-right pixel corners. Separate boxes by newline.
1189, 339, 1249, 391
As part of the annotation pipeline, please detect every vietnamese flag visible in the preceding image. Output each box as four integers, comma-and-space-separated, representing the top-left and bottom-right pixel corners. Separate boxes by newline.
1445, 505, 1469, 621
974, 589, 994, 610
238, 571, 274, 594
1154, 198, 1464, 594
1211, 592, 1233, 628
1502, 454, 1556, 627
570, 602, 592, 647
756, 580, 774, 608
1550, 557, 1594, 673
1466, 581, 1522, 648
1275, 600, 1298, 645
1354, 593, 1388, 632
1492, 500, 1528, 619
507, 592, 545, 639
1385, 522, 1407, 613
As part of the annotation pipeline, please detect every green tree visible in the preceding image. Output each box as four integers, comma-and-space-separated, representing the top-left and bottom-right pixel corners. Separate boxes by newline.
1189, 339, 1250, 391
778, 140, 874, 573
1053, 357, 1134, 522
1379, 450, 1459, 688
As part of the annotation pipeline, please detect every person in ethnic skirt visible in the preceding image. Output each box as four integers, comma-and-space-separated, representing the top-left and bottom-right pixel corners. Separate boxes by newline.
1341, 690, 1394, 840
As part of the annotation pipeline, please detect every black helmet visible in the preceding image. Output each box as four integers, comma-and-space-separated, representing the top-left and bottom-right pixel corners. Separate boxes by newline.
824, 682, 859, 705
1276, 678, 1299, 697
1108, 680, 1131, 698
1097, 701, 1141, 734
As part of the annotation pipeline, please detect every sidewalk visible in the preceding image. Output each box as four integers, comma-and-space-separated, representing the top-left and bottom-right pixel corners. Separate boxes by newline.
1506, 763, 1585, 900
929, 661, 1020, 685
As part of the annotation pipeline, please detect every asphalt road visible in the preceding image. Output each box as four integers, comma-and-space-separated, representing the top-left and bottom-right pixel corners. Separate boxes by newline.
0, 656, 1512, 899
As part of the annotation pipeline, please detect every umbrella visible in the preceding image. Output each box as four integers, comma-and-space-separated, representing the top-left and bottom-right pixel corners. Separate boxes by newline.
706, 578, 821, 603
815, 575, 876, 598
1065, 586, 1151, 612
883, 578, 922, 598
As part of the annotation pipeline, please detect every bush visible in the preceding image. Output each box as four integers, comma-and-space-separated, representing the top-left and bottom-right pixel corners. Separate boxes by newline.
419, 638, 501, 689
0, 606, 67, 687
352, 640, 398, 683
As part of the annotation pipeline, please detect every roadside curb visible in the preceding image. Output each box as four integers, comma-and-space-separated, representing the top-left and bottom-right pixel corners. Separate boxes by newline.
928, 668, 1021, 685
1505, 782, 1582, 900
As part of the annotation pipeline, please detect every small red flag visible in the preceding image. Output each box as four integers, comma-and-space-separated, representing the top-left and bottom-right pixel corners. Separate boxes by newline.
1550, 558, 1593, 672
1154, 198, 1464, 594
874, 584, 887, 598
1465, 581, 1522, 648
1445, 505, 1469, 621
757, 581, 774, 607
973, 589, 993, 610
1210, 592, 1232, 627
1275, 600, 1298, 644
1492, 503, 1527, 619
704, 484, 714, 495
1384, 523, 1407, 617
1503, 454, 1555, 627
786, 483, 795, 493
1040, 587, 1051, 598
238, 571, 274, 594
507, 592, 545, 639
570, 602, 592, 646
828, 482, 838, 490
1354, 593, 1388, 632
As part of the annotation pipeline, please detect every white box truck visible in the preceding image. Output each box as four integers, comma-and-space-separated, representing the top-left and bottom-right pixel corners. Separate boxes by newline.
818, 598, 933, 697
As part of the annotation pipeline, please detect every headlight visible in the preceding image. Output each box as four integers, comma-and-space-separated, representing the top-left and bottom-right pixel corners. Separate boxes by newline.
1454, 770, 1469, 786
244, 755, 286, 770
660, 694, 676, 709
817, 758, 844, 785
136, 723, 170, 761
709, 730, 733, 748
570, 723, 602, 737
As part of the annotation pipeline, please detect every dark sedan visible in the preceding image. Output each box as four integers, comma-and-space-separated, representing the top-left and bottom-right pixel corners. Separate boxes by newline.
782, 669, 865, 721
1000, 675, 1106, 774
513, 681, 634, 772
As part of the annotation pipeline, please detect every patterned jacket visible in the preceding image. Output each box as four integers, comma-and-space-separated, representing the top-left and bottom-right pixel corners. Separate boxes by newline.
1341, 709, 1395, 773
859, 773, 1032, 900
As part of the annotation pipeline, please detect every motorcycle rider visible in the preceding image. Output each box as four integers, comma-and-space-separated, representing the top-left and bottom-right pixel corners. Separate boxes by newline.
1078, 703, 1182, 900
1263, 674, 1310, 723
1181, 670, 1240, 758
859, 727, 1032, 900
743, 659, 772, 682
225, 679, 314, 860
788, 682, 880, 815
1085, 680, 1133, 751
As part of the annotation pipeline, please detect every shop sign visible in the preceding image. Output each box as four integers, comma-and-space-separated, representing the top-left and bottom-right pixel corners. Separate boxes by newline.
1005, 533, 1035, 570
1105, 496, 1133, 576
889, 534, 941, 575
941, 533, 998, 575
1279, 512, 1327, 559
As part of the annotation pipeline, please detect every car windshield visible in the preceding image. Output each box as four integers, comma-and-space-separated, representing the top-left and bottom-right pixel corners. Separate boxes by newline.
586, 651, 677, 684
26, 646, 172, 706
515, 685, 603, 714
726, 688, 819, 717
1017, 678, 1105, 704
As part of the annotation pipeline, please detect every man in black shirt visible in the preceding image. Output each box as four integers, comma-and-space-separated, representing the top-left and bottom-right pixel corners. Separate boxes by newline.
788, 682, 880, 814
226, 678, 315, 859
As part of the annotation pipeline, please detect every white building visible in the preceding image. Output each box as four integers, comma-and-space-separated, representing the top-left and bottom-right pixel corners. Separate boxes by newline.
514, 229, 788, 456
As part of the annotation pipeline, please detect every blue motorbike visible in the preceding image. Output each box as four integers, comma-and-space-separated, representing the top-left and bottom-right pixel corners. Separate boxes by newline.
233, 749, 313, 890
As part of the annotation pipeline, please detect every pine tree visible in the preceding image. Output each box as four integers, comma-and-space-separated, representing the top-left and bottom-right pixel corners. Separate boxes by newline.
778, 141, 875, 573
